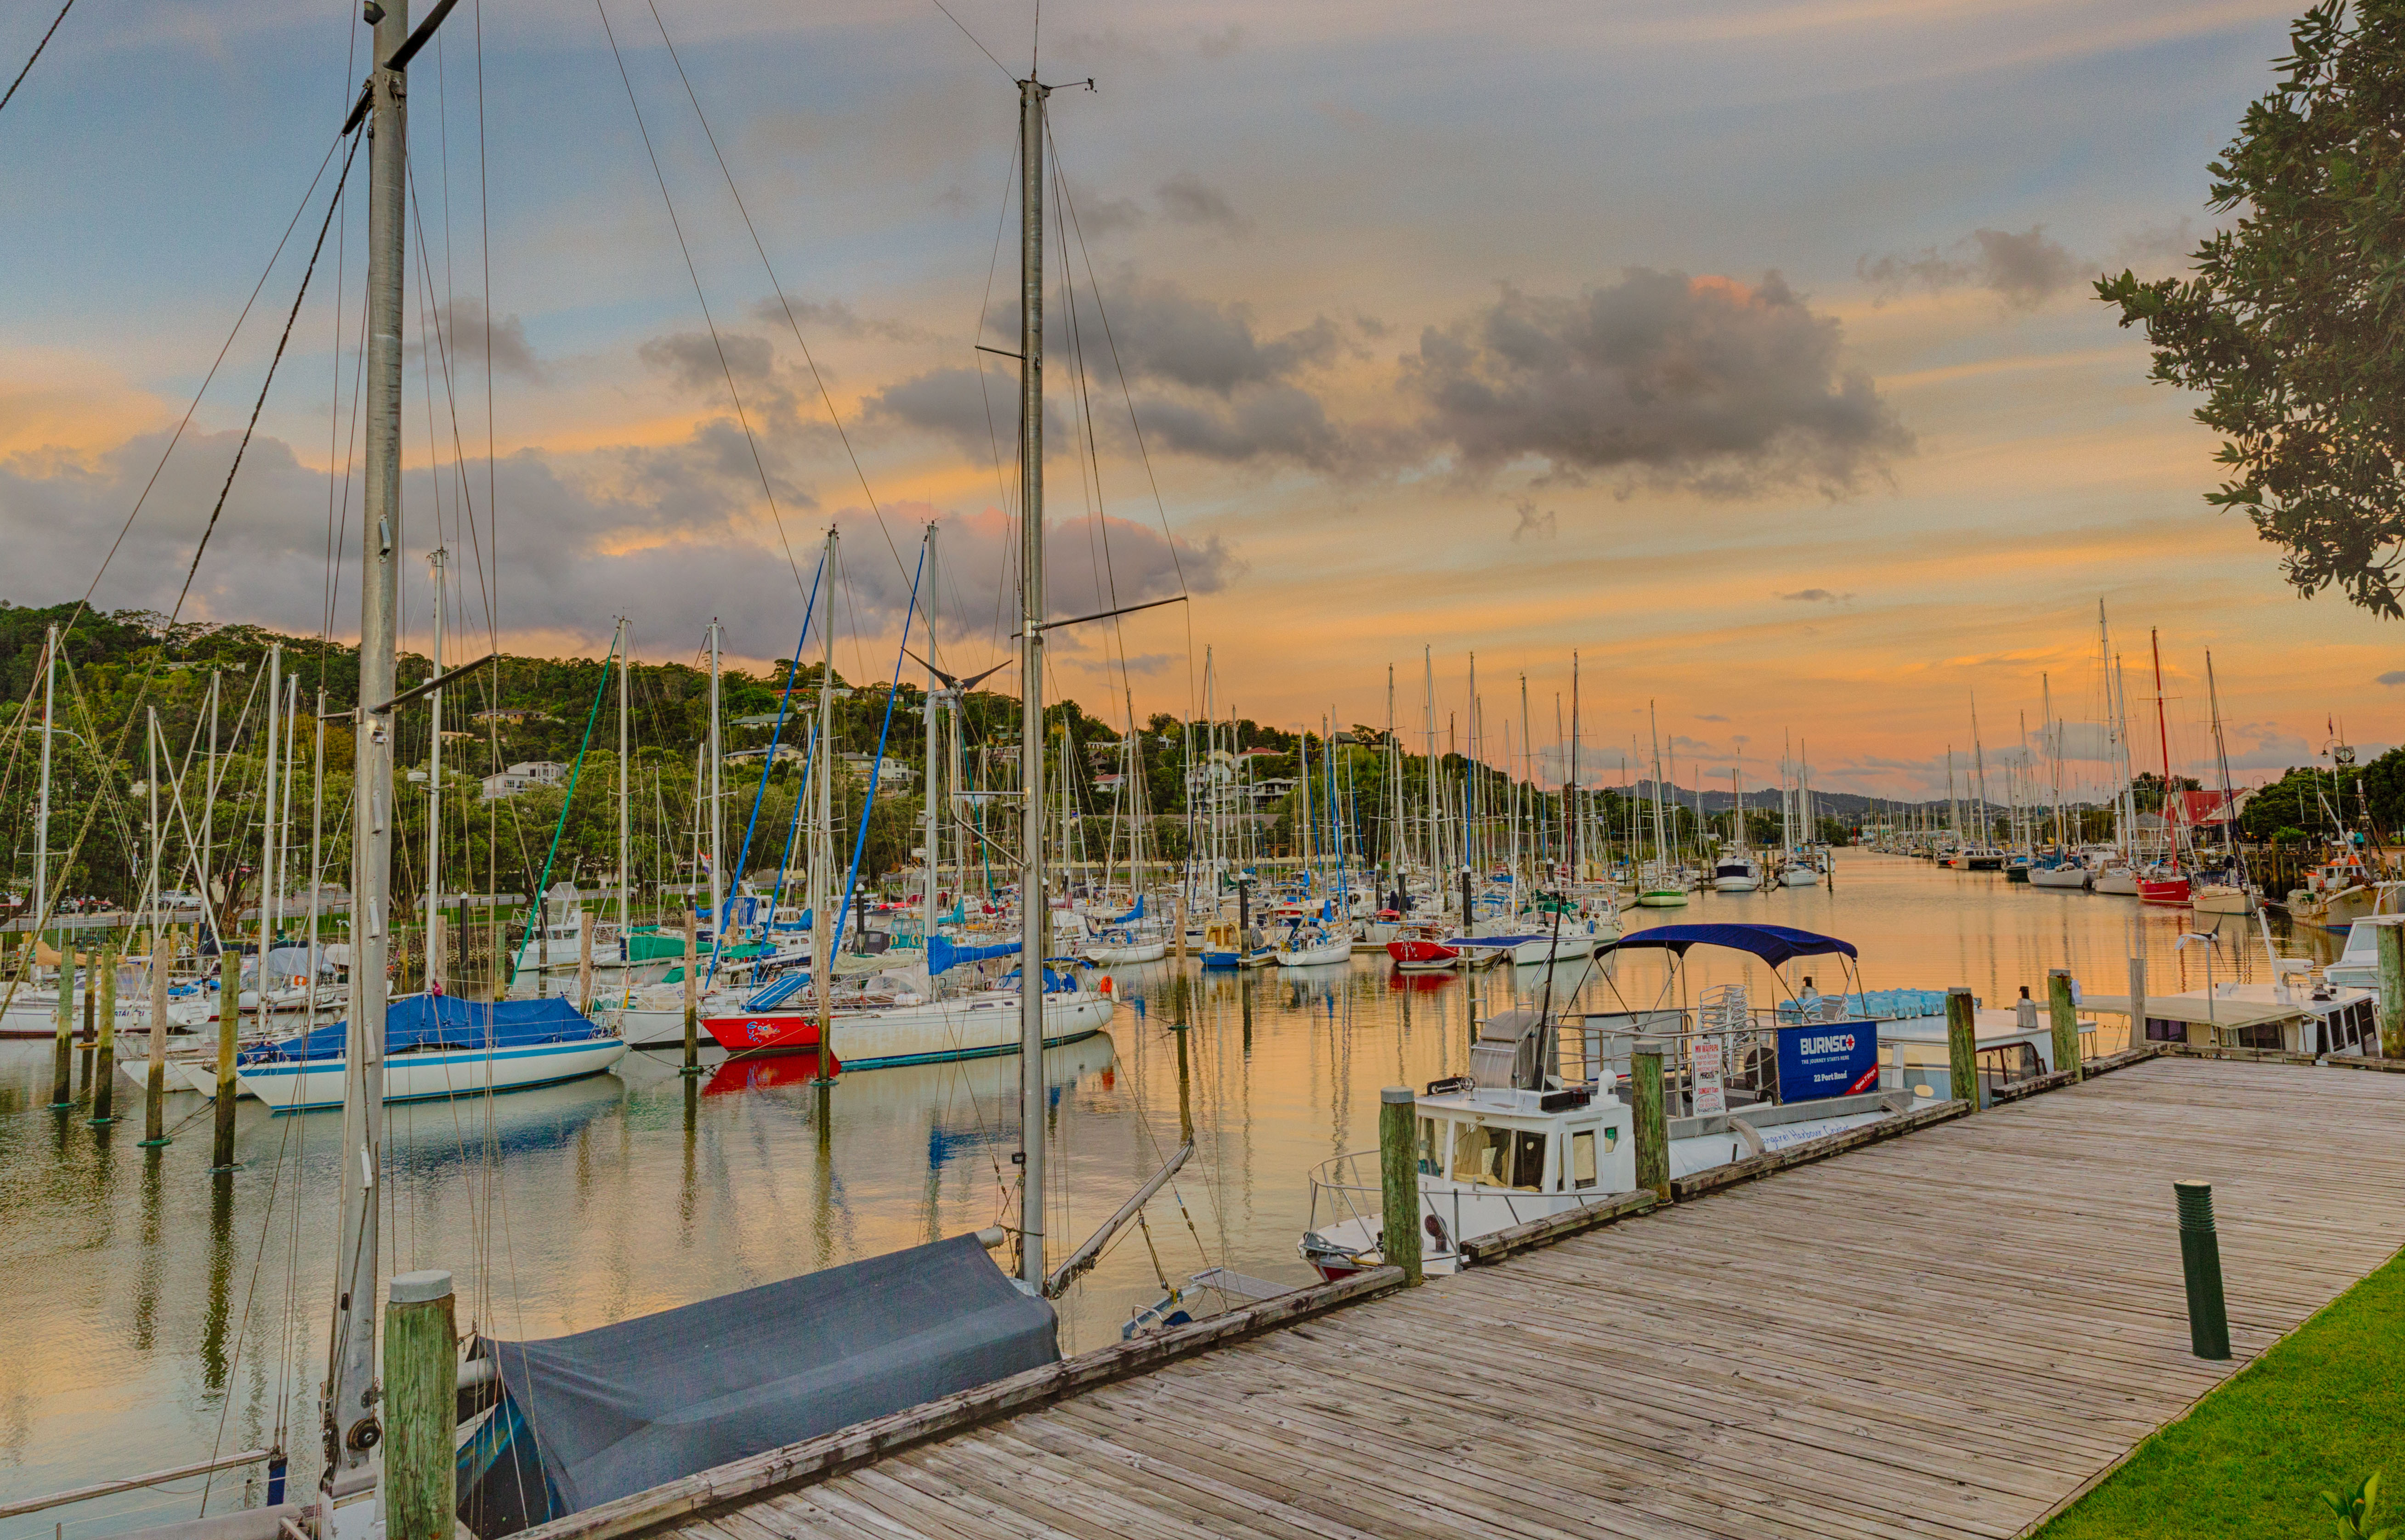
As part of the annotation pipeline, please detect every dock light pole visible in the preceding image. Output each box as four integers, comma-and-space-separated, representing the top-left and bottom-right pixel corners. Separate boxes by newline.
1378, 1087, 1423, 1285
2174, 1181, 2231, 1359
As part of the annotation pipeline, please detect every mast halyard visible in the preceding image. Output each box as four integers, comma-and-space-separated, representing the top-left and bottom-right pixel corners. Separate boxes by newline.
1015, 73, 1052, 1293
328, 0, 409, 1479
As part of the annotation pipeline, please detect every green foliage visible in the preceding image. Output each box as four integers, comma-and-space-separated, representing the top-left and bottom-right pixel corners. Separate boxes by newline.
2242, 764, 2367, 839
2323, 1472, 2395, 1539
2096, 0, 2405, 614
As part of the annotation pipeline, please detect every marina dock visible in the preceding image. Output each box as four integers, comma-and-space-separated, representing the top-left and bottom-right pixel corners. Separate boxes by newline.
533, 1055, 2405, 1540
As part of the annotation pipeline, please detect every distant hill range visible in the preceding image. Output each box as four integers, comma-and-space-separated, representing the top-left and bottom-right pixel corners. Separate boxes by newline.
1626, 781, 2051, 821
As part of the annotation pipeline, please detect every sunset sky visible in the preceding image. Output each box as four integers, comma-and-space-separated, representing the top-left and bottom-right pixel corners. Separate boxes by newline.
2, 0, 2394, 799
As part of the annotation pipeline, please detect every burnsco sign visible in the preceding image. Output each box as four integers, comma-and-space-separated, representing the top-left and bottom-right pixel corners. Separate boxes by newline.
1775, 1021, 1881, 1102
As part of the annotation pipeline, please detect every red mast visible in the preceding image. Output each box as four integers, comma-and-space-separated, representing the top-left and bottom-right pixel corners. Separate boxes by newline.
2151, 628, 2176, 855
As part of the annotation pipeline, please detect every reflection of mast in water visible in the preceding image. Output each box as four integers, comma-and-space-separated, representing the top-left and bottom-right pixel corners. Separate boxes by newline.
201, 1173, 233, 1395
134, 1150, 163, 1352
679, 1076, 699, 1239
1239, 972, 1254, 1058
1174, 1021, 1193, 1146
811, 1083, 836, 1271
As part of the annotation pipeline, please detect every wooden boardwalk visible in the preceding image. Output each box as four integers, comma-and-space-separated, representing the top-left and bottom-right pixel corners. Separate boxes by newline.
630, 1058, 2405, 1540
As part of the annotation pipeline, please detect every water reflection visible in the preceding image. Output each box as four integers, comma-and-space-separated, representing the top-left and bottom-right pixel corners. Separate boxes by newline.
0, 853, 2344, 1536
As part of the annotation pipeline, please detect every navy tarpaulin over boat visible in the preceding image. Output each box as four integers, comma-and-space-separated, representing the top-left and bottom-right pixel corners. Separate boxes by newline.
456, 1233, 1058, 1536
235, 994, 598, 1067
1600, 923, 1859, 969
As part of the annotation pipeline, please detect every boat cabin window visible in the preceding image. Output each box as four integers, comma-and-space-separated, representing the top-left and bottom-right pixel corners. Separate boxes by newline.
1417, 1117, 1443, 1176
2234, 1022, 2284, 1051
1452, 1124, 1547, 1191
1569, 1129, 1598, 1190
2144, 1017, 2185, 1043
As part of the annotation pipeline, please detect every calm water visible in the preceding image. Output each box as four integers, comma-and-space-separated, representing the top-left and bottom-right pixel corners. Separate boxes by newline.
0, 851, 2330, 1533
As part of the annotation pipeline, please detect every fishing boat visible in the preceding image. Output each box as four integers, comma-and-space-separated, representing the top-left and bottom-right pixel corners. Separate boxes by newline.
232, 995, 628, 1113
1300, 1010, 1634, 1278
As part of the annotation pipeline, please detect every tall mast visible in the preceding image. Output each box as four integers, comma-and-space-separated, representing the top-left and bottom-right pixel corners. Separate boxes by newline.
1969, 693, 1989, 849
2042, 672, 2062, 849
617, 617, 630, 949
708, 619, 723, 957
1423, 648, 1438, 900
1568, 653, 1580, 879
425, 548, 444, 988
260, 644, 282, 971
922, 527, 941, 938
329, 0, 408, 1472
812, 528, 837, 1082
34, 625, 52, 963
2150, 627, 2174, 830
1015, 74, 1051, 1292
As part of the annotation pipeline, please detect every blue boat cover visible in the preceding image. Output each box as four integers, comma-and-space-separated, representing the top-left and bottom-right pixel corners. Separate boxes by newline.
1090, 894, 1145, 924
456, 1233, 1058, 1535
929, 934, 1021, 975
744, 972, 811, 1010
237, 994, 600, 1066
1603, 923, 1859, 968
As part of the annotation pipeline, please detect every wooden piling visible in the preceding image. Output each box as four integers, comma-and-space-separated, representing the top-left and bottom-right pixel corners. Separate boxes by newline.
382, 1269, 458, 1540
2046, 968, 2080, 1083
142, 938, 170, 1146
90, 948, 117, 1125
210, 946, 238, 1169
1946, 986, 1980, 1110
1632, 1038, 1669, 1199
681, 906, 701, 1076
1377, 1087, 1422, 1285
2379, 923, 2405, 1059
48, 946, 74, 1109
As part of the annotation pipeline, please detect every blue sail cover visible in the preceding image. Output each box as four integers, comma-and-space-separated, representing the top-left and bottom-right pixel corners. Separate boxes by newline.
1092, 895, 1146, 925
237, 995, 600, 1066
928, 935, 1021, 975
457, 1233, 1058, 1535
1601, 923, 1859, 969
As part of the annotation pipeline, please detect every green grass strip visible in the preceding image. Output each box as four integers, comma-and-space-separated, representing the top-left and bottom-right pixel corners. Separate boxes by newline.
2037, 1245, 2405, 1538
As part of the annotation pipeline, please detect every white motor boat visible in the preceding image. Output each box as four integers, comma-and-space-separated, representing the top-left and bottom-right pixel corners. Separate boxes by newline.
1710, 856, 1762, 893
2028, 859, 2092, 890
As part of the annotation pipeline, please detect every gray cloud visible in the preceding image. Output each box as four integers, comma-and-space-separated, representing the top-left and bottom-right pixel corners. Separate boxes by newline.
1405, 270, 1908, 495
1088, 274, 1334, 394
1778, 587, 1852, 604
863, 365, 1060, 463
1510, 499, 1556, 542
1156, 172, 1251, 237
746, 295, 929, 345
410, 299, 543, 385
640, 330, 776, 395
1197, 24, 1243, 57
1696, 713, 1729, 722
1859, 225, 2078, 310
1131, 384, 1344, 470
2379, 670, 2405, 686
0, 427, 1231, 667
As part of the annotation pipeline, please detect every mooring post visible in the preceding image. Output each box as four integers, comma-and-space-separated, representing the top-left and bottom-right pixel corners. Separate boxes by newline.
1945, 986, 1980, 1110
2129, 920, 2151, 1054
210, 946, 239, 1169
382, 1269, 458, 1540
2174, 1180, 2231, 1359
2377, 923, 2405, 1059
1632, 1037, 1670, 1199
2047, 968, 2081, 1082
90, 948, 117, 1125
48, 942, 74, 1108
1378, 1086, 1423, 1285
681, 906, 701, 1076
142, 935, 170, 1146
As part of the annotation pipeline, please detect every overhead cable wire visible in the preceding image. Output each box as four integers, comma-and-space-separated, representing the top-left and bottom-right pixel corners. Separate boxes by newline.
0, 0, 75, 117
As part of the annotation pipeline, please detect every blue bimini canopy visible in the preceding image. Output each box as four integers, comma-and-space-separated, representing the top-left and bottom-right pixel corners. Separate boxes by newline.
238, 994, 599, 1067
1601, 923, 1859, 970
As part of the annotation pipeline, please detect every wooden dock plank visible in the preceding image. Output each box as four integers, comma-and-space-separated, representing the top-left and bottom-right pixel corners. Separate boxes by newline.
635, 1058, 2405, 1540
